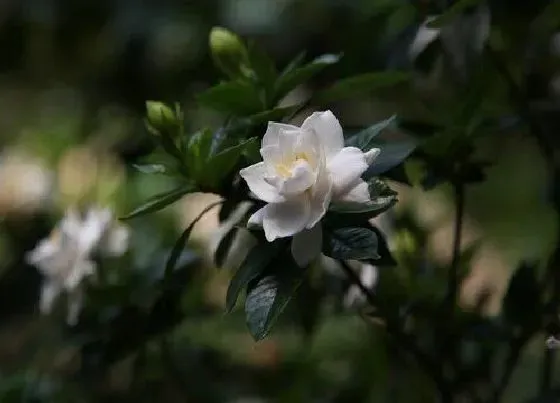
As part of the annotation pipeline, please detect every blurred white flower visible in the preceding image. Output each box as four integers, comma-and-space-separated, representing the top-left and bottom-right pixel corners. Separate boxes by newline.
0, 152, 53, 214
240, 110, 380, 267
25, 207, 129, 325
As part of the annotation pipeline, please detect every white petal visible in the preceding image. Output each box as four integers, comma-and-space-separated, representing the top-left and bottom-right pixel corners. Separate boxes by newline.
64, 259, 96, 290
102, 224, 130, 257
364, 148, 381, 165
247, 207, 265, 228
360, 264, 378, 289
262, 122, 300, 148
277, 160, 316, 196
39, 281, 62, 314
66, 288, 84, 326
301, 111, 344, 157
307, 153, 333, 228
262, 196, 310, 241
327, 147, 368, 197
338, 179, 371, 203
291, 225, 322, 267
240, 162, 285, 203
78, 208, 112, 255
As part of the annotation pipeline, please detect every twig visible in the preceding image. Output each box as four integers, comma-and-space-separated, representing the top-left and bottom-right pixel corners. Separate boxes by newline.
446, 182, 465, 314
339, 261, 454, 402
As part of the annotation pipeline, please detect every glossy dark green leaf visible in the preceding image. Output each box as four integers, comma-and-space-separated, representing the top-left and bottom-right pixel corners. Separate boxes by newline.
274, 53, 342, 102
245, 269, 303, 341
197, 80, 262, 115
323, 227, 380, 260
120, 185, 194, 220
427, 0, 485, 28
316, 71, 411, 103
345, 115, 398, 151
214, 226, 238, 268
165, 201, 222, 277
364, 139, 418, 178
226, 240, 283, 313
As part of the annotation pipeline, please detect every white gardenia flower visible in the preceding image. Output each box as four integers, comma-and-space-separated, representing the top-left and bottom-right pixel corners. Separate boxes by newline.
240, 110, 380, 267
25, 207, 130, 325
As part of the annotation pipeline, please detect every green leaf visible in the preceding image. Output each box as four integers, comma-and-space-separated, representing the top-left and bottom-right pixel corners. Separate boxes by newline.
185, 128, 214, 179
345, 115, 397, 150
316, 71, 411, 103
364, 139, 417, 178
427, 0, 485, 28
214, 227, 238, 268
120, 185, 194, 220
246, 41, 277, 101
226, 240, 283, 313
205, 137, 259, 187
274, 53, 342, 102
245, 269, 303, 341
165, 201, 222, 277
279, 51, 307, 78
323, 227, 380, 260
197, 80, 262, 115
132, 163, 168, 174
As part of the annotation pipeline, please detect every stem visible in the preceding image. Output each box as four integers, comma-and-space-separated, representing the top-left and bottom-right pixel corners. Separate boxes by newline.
541, 347, 554, 394
339, 261, 453, 402
446, 182, 465, 312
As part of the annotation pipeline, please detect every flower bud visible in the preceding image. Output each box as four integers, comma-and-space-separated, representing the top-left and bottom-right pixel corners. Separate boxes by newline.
209, 27, 248, 78
145, 101, 177, 132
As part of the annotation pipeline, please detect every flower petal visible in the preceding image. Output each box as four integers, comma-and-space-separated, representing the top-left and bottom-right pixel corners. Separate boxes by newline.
247, 207, 265, 227
262, 195, 310, 241
364, 148, 381, 165
327, 147, 368, 197
39, 281, 62, 315
338, 178, 371, 203
240, 162, 285, 203
307, 152, 333, 228
301, 110, 344, 157
102, 224, 130, 257
291, 224, 322, 267
271, 160, 315, 196
262, 122, 300, 148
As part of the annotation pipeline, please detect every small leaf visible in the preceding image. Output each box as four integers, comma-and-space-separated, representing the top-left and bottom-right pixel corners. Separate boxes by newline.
245, 269, 303, 341
132, 163, 168, 174
279, 51, 307, 78
427, 0, 485, 28
274, 53, 342, 102
205, 137, 259, 187
364, 139, 418, 178
185, 128, 214, 180
226, 240, 283, 312
346, 115, 397, 150
246, 41, 277, 100
197, 80, 262, 115
165, 201, 222, 277
316, 71, 410, 103
120, 185, 193, 220
323, 227, 380, 260
215, 227, 238, 268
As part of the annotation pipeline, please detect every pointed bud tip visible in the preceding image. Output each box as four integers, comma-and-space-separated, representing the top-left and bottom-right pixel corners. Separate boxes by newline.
209, 27, 248, 78
145, 101, 177, 131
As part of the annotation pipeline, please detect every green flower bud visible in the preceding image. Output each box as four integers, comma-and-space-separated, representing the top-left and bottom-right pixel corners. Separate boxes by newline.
209, 27, 248, 78
145, 101, 177, 132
